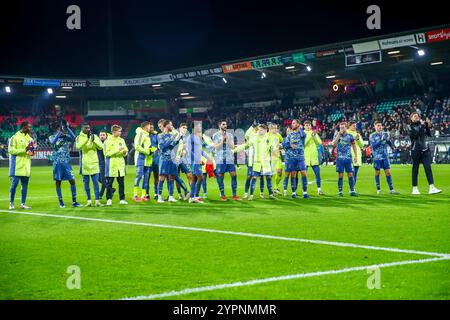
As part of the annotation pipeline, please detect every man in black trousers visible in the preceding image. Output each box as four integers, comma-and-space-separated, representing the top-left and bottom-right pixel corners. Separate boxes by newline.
409, 112, 442, 195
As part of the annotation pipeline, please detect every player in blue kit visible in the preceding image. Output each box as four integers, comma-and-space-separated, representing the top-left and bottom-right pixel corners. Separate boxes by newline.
212, 120, 240, 201
185, 123, 206, 204
369, 121, 400, 195
174, 123, 191, 201
157, 120, 183, 203
281, 119, 309, 199
48, 121, 82, 208
332, 122, 358, 197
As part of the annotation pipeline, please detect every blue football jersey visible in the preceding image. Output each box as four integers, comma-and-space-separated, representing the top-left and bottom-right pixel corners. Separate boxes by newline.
49, 128, 75, 164
335, 132, 354, 160
282, 130, 306, 160
370, 132, 389, 160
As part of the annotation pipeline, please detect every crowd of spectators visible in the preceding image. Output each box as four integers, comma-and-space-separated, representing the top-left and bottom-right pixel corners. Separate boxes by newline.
1, 94, 449, 153
188, 94, 450, 141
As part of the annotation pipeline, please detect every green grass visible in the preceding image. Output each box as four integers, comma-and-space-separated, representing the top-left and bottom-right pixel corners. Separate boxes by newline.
0, 164, 449, 300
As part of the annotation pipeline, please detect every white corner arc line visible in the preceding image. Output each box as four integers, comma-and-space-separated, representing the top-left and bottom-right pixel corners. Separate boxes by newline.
121, 256, 450, 300
1, 210, 448, 258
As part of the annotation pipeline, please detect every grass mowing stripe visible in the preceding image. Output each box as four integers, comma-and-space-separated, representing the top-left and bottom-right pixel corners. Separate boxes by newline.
1, 209, 447, 258
121, 256, 450, 300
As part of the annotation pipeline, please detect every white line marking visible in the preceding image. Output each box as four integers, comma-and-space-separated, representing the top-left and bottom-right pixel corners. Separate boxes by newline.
121, 256, 450, 300
0, 210, 447, 258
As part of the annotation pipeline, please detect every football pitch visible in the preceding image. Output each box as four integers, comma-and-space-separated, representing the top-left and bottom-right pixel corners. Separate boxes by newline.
0, 164, 449, 300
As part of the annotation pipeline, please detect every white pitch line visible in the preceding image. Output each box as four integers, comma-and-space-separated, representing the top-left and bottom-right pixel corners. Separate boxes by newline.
121, 256, 450, 300
0, 210, 448, 258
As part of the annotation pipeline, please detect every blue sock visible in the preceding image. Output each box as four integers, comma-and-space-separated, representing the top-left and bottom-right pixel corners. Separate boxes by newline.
195, 179, 202, 198
301, 175, 308, 193
190, 180, 197, 198
375, 175, 380, 191
142, 167, 150, 191
245, 177, 251, 193
260, 177, 265, 193
338, 177, 343, 192
9, 176, 19, 203
168, 180, 174, 196
266, 176, 273, 195
157, 180, 164, 196
70, 183, 77, 202
56, 186, 63, 201
348, 175, 355, 192
92, 174, 100, 200
386, 175, 394, 190
134, 168, 143, 188
21, 177, 29, 204
176, 183, 182, 195
217, 176, 225, 196
283, 176, 289, 191
250, 178, 257, 196
202, 178, 207, 194
353, 166, 359, 186
231, 175, 237, 197
312, 166, 321, 188
83, 176, 91, 200
291, 176, 297, 193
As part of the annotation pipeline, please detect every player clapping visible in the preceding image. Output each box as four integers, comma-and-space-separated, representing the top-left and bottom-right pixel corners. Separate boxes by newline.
281, 119, 310, 199
369, 122, 400, 195
50, 121, 81, 208
332, 122, 358, 197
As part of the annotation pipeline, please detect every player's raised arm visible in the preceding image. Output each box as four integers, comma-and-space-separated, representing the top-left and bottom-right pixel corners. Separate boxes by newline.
369, 133, 382, 149
49, 130, 62, 145
355, 133, 364, 149
281, 133, 291, 149
93, 134, 103, 150
331, 131, 341, 147
75, 132, 89, 150
213, 132, 224, 150
66, 126, 76, 141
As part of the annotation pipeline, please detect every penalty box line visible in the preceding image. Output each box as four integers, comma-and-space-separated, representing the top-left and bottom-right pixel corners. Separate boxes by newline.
1, 209, 448, 259
121, 256, 450, 300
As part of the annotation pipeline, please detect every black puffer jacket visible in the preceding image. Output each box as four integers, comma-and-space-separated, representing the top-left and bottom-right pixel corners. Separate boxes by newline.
409, 121, 431, 152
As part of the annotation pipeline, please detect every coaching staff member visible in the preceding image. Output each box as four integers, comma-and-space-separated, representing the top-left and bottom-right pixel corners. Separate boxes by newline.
409, 112, 441, 195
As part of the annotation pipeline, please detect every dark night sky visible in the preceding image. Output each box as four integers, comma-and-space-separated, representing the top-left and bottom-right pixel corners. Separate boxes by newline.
0, 0, 448, 77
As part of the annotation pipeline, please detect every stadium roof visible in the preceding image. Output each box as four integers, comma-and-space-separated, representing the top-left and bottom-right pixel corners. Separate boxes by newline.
1, 24, 449, 103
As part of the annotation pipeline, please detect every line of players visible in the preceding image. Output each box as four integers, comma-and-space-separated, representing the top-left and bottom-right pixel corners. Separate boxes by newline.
8, 117, 413, 209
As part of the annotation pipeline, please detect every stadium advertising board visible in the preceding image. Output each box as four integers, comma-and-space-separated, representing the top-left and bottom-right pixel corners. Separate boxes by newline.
174, 67, 223, 80
23, 78, 61, 87
250, 56, 283, 69
345, 51, 382, 67
292, 53, 305, 63
378, 34, 416, 49
0, 78, 23, 84
415, 33, 427, 44
316, 49, 338, 58
222, 61, 253, 73
32, 150, 52, 160
304, 52, 316, 60
179, 107, 210, 114
60, 80, 87, 87
352, 40, 380, 54
99, 74, 174, 87
426, 28, 450, 43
